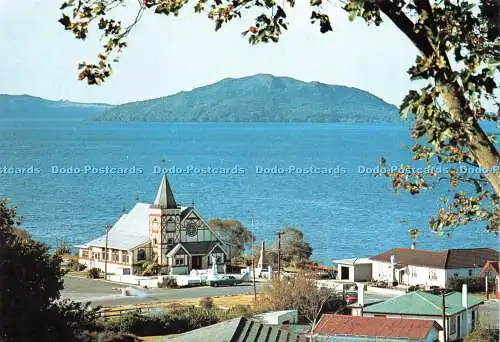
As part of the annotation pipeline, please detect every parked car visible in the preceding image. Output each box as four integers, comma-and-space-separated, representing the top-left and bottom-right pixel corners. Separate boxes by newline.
206, 275, 243, 287
345, 291, 358, 304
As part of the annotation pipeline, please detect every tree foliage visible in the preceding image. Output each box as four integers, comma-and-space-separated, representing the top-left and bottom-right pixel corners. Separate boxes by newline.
208, 218, 255, 258
0, 199, 102, 341
279, 227, 313, 266
260, 272, 344, 329
59, 0, 499, 233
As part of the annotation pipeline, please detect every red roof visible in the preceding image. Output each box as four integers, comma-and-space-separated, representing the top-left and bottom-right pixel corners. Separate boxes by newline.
314, 315, 441, 339
370, 247, 499, 269
480, 260, 500, 276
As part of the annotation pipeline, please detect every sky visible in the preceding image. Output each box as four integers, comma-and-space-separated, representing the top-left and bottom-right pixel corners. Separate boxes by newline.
0, 0, 423, 106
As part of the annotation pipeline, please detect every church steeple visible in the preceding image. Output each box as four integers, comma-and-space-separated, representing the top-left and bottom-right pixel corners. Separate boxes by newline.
154, 175, 177, 209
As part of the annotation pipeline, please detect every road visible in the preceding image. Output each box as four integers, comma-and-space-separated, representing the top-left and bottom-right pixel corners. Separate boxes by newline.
61, 276, 396, 308
61, 276, 263, 307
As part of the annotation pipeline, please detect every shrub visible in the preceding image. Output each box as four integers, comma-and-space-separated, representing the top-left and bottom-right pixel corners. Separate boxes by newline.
87, 267, 101, 279
53, 241, 72, 257
464, 325, 499, 342
199, 297, 214, 310
448, 276, 495, 293
159, 276, 177, 288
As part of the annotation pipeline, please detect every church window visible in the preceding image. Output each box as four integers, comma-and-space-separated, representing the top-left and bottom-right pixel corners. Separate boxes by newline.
167, 238, 174, 246
175, 256, 184, 266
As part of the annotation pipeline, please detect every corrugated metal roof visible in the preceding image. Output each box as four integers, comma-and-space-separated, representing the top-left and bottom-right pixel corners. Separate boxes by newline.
81, 203, 150, 250
363, 290, 483, 316
314, 314, 439, 340
165, 317, 304, 342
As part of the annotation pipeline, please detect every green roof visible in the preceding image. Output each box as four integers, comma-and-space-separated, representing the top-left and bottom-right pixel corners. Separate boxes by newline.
364, 291, 483, 316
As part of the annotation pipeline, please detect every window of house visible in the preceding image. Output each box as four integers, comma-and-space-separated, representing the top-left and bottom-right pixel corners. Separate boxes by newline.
102, 251, 108, 260
112, 250, 119, 262
411, 267, 418, 278
429, 270, 437, 280
93, 252, 101, 260
82, 249, 89, 258
468, 269, 473, 277
449, 316, 457, 335
122, 252, 129, 263
137, 249, 146, 261
167, 238, 174, 246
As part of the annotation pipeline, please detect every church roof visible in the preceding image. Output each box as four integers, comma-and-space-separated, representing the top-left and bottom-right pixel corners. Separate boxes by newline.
154, 175, 177, 209
79, 203, 150, 250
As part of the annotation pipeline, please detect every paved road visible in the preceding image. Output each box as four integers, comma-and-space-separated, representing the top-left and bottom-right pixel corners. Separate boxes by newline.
61, 276, 263, 307
61, 276, 396, 308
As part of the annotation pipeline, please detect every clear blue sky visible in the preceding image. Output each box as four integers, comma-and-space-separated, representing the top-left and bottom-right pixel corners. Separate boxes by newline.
1, 1, 425, 106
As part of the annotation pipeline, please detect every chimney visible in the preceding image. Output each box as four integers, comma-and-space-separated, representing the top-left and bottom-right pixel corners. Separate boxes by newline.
357, 283, 365, 307
462, 284, 468, 308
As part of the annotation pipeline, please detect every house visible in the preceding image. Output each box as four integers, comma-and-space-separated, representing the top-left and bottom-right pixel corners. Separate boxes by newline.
77, 176, 229, 276
370, 247, 499, 288
357, 285, 482, 342
332, 257, 372, 282
314, 314, 441, 342
164, 316, 306, 342
480, 260, 500, 299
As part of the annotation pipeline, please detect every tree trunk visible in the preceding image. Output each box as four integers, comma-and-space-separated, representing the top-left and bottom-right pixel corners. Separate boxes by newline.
439, 83, 500, 195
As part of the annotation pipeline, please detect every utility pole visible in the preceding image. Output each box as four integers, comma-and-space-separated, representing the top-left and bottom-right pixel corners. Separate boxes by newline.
104, 225, 111, 280
276, 231, 283, 280
441, 288, 447, 342
250, 217, 257, 304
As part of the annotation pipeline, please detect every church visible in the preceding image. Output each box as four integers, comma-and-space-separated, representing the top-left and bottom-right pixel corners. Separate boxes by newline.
77, 176, 229, 275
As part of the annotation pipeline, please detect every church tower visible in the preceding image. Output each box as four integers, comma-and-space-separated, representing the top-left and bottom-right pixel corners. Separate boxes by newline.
149, 175, 181, 265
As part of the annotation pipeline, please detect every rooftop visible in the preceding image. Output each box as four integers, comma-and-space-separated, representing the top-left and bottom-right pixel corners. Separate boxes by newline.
370, 247, 499, 269
165, 317, 305, 342
332, 257, 372, 265
363, 290, 483, 316
314, 314, 440, 340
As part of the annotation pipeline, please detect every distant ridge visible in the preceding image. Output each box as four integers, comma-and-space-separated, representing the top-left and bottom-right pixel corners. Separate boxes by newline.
0, 94, 111, 118
94, 74, 401, 123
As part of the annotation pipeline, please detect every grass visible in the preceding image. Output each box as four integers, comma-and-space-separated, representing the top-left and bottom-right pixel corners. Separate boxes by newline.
100, 293, 260, 317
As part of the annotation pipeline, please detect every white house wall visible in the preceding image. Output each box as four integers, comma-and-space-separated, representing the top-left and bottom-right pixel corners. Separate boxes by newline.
372, 261, 447, 287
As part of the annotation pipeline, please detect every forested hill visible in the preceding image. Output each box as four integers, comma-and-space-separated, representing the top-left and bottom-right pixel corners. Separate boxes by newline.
0, 95, 111, 119
94, 74, 401, 123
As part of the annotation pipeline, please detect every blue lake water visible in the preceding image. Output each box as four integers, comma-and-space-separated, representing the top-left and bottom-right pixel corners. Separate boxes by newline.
0, 117, 497, 263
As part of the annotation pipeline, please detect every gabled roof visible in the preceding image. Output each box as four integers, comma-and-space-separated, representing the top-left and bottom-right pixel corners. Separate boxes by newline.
480, 260, 500, 276
166, 243, 191, 257
363, 291, 483, 316
165, 317, 304, 342
314, 314, 440, 340
154, 175, 177, 209
79, 203, 150, 250
445, 248, 499, 269
370, 247, 499, 269
370, 248, 448, 268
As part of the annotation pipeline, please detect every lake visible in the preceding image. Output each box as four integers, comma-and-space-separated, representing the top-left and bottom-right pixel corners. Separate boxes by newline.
0, 117, 497, 264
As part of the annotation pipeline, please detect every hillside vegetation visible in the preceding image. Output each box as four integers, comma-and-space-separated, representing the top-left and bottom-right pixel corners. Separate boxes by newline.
95, 74, 400, 123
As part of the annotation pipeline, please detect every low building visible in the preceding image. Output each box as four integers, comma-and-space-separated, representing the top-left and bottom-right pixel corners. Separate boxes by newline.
480, 260, 500, 300
332, 257, 372, 282
254, 310, 298, 325
77, 176, 229, 276
358, 285, 482, 342
370, 247, 499, 288
314, 314, 441, 342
